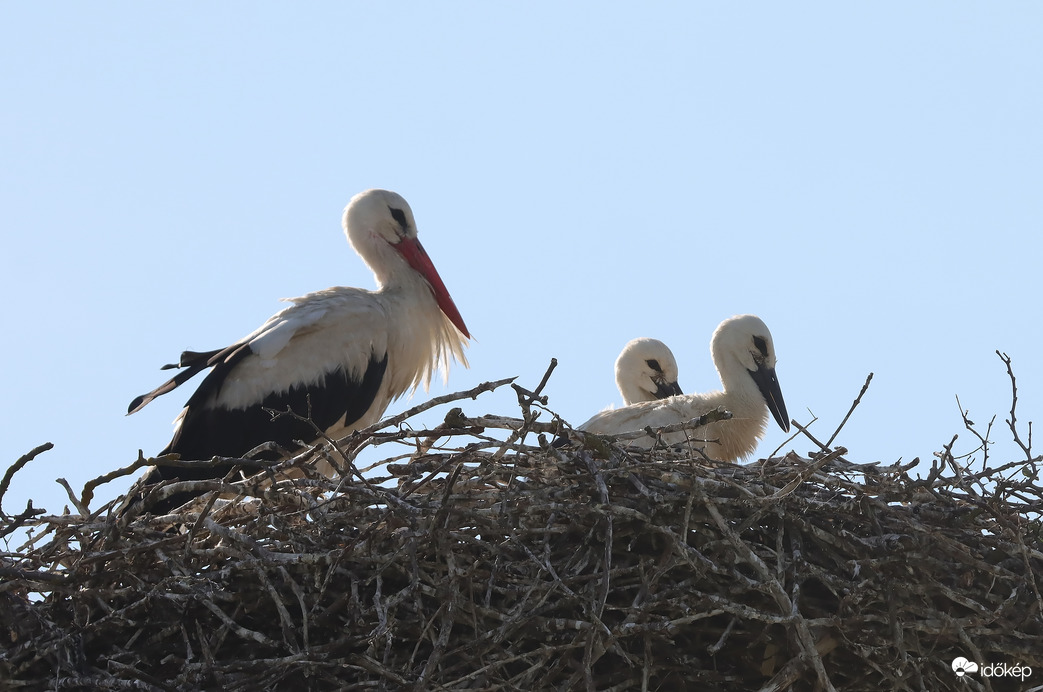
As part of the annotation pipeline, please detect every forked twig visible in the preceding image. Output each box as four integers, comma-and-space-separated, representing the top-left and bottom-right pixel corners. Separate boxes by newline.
998, 350, 1034, 460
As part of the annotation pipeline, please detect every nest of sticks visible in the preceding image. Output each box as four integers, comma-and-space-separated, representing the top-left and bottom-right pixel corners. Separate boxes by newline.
2, 358, 1042, 691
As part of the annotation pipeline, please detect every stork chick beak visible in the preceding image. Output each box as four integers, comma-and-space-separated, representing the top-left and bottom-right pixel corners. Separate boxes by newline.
654, 379, 683, 399
748, 364, 790, 432
394, 237, 471, 339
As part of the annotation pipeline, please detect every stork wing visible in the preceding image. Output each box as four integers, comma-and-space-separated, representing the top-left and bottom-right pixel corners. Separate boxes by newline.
161, 349, 388, 461
127, 342, 251, 415
126, 297, 336, 416
133, 290, 392, 456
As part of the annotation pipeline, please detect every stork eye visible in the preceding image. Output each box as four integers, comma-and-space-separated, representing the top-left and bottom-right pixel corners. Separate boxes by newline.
388, 206, 408, 229
645, 359, 663, 373
752, 336, 768, 358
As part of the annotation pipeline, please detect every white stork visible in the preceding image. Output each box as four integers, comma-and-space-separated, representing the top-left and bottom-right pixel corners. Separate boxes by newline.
128, 189, 470, 511
614, 337, 682, 405
579, 315, 789, 462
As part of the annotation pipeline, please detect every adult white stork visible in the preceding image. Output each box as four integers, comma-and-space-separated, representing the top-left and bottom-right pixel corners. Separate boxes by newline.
614, 337, 683, 405
579, 315, 789, 462
128, 189, 470, 512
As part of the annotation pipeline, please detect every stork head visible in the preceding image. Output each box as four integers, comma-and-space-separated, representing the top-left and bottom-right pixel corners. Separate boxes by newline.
615, 337, 682, 405
343, 189, 470, 339
711, 314, 789, 432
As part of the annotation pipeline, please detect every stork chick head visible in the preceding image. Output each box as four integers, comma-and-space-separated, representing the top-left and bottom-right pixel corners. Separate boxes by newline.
615, 337, 682, 404
711, 314, 789, 432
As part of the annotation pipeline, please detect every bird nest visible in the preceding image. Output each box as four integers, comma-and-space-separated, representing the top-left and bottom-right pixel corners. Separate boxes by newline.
2, 360, 1042, 691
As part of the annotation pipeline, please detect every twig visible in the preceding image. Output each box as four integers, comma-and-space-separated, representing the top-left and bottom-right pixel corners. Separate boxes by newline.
511, 358, 558, 407
824, 373, 872, 448
56, 477, 90, 517
770, 412, 816, 458
790, 420, 840, 457
954, 393, 993, 468
0, 442, 53, 516
998, 350, 1034, 460
597, 408, 733, 443
0, 501, 45, 540
768, 447, 848, 500
360, 376, 517, 437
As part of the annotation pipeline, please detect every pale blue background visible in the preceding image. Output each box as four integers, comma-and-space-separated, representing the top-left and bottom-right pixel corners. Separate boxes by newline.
2, 3, 1040, 517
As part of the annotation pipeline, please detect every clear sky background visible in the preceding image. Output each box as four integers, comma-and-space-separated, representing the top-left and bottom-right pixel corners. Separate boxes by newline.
2, 4, 1041, 518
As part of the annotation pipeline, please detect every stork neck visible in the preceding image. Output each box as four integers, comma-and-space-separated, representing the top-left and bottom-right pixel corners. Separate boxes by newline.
716, 359, 768, 420
376, 259, 431, 298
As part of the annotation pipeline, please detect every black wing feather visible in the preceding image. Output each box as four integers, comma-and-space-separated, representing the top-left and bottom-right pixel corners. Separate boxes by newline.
160, 348, 225, 371
127, 343, 245, 415
143, 350, 389, 513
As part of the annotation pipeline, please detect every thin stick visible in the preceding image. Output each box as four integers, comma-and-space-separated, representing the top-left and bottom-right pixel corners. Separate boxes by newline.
356, 376, 517, 438
998, 350, 1034, 460
599, 408, 733, 442
0, 442, 53, 516
824, 373, 873, 449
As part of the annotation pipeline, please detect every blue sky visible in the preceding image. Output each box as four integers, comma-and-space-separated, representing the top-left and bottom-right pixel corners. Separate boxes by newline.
2, 3, 1041, 518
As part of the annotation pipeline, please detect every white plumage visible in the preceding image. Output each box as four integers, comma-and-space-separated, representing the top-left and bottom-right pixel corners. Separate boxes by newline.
580, 315, 789, 462
614, 337, 682, 405
128, 189, 470, 511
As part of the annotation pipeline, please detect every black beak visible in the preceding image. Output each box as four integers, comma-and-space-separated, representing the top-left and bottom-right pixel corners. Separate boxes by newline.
748, 364, 789, 432
653, 379, 683, 399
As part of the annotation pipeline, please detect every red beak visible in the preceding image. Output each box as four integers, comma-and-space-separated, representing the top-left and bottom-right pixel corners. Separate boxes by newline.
395, 237, 471, 339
